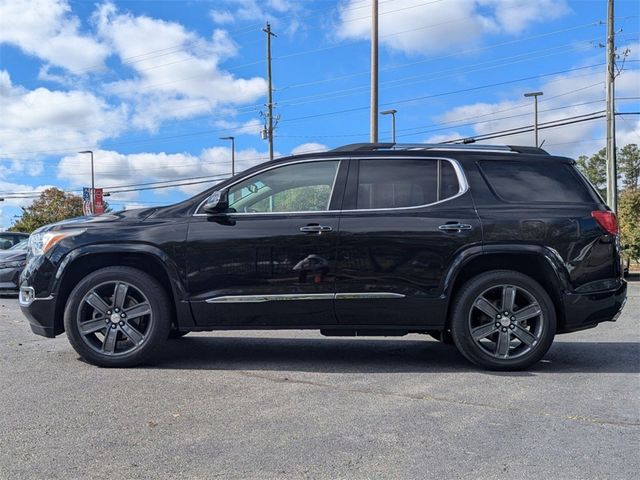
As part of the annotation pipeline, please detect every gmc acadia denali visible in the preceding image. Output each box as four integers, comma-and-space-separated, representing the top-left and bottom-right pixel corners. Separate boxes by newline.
19, 143, 627, 370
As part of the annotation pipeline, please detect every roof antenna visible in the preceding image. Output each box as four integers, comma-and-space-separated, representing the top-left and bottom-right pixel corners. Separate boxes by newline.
539, 139, 546, 148
462, 138, 476, 144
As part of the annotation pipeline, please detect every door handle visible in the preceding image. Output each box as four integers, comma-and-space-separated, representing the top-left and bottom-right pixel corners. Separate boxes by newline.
299, 224, 333, 233
438, 223, 473, 231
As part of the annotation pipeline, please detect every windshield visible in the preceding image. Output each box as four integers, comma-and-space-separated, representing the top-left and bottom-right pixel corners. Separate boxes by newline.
9, 239, 28, 251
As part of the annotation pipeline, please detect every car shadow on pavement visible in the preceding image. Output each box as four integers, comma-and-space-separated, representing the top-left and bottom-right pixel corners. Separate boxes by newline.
148, 336, 640, 375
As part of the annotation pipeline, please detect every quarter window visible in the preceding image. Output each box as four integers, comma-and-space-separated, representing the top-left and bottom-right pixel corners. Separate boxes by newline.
227, 160, 340, 213
479, 161, 594, 203
356, 159, 460, 210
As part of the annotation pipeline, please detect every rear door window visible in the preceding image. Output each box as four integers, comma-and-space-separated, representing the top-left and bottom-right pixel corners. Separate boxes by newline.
355, 158, 461, 210
479, 161, 595, 203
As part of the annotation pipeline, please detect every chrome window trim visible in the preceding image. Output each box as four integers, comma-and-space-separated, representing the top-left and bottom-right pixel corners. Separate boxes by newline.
194, 157, 346, 216
205, 292, 406, 303
193, 156, 469, 216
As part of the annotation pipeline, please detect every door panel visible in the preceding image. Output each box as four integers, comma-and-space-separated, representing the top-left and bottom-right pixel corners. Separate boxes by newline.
186, 159, 347, 327
334, 157, 481, 327
187, 213, 340, 326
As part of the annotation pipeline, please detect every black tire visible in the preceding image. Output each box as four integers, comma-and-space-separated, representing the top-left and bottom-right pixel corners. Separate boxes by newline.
450, 270, 556, 371
168, 329, 189, 339
64, 266, 172, 367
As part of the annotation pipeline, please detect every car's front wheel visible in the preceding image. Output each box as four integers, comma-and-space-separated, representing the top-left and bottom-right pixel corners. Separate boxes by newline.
450, 270, 556, 370
64, 266, 172, 367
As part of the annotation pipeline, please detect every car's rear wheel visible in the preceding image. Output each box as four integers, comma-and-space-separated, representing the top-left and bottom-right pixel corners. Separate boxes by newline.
450, 270, 556, 370
64, 266, 171, 367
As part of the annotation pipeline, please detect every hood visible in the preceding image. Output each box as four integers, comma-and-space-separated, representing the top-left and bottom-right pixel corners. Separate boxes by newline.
0, 250, 27, 262
33, 207, 160, 234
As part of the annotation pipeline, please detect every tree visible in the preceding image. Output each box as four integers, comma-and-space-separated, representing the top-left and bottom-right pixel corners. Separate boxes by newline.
9, 188, 84, 233
576, 148, 606, 197
618, 187, 640, 265
619, 143, 640, 190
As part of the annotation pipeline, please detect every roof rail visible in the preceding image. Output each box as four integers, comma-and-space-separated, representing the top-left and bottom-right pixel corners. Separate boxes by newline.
330, 143, 549, 155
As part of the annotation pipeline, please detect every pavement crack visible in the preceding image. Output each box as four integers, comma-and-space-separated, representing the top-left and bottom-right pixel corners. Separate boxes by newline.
236, 371, 640, 428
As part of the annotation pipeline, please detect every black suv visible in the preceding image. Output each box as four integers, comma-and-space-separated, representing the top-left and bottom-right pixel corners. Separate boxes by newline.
19, 143, 627, 370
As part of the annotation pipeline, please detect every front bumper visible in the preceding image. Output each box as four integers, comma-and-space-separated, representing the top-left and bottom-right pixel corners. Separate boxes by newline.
560, 280, 627, 333
19, 286, 59, 337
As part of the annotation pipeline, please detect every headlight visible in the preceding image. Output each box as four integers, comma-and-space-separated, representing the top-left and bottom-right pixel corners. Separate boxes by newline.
0, 260, 25, 269
28, 229, 86, 257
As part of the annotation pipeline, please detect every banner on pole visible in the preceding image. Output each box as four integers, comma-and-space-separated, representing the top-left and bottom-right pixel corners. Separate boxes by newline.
94, 188, 104, 215
82, 188, 92, 216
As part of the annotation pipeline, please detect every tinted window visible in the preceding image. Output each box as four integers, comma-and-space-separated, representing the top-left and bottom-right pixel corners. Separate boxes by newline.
0, 234, 17, 249
479, 161, 593, 203
228, 160, 339, 213
356, 159, 460, 209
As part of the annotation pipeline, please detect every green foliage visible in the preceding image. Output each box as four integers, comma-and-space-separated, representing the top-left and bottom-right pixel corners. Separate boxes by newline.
619, 143, 640, 190
619, 187, 640, 263
8, 188, 84, 233
576, 148, 607, 197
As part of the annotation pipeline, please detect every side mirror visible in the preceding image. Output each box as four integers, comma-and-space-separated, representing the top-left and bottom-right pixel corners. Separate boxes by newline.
203, 190, 229, 215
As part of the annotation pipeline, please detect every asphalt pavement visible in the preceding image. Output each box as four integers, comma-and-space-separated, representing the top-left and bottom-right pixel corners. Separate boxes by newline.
0, 284, 638, 479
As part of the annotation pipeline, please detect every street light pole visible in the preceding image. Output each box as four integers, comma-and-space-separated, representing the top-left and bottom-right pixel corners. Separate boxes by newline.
219, 136, 235, 176
370, 0, 379, 143
78, 150, 94, 213
380, 109, 397, 143
523, 92, 543, 147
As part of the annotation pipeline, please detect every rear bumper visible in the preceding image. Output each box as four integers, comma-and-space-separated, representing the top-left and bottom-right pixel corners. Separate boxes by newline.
560, 280, 627, 333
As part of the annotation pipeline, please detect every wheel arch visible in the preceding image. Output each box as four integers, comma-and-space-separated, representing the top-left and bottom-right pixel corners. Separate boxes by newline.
443, 245, 570, 332
52, 244, 192, 335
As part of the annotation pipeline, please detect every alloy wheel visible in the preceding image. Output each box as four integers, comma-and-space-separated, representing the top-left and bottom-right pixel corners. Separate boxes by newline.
76, 281, 154, 356
468, 284, 544, 360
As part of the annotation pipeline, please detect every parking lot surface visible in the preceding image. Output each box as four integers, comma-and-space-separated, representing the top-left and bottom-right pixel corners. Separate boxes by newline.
1, 283, 639, 479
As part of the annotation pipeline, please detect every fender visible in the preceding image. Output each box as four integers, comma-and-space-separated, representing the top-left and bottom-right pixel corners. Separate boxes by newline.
441, 243, 572, 301
53, 242, 195, 328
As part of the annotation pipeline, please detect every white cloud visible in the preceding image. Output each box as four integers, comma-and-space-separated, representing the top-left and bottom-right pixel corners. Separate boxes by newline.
291, 142, 329, 155
0, 71, 126, 169
335, 0, 570, 56
0, 0, 110, 72
210, 10, 235, 25
56, 140, 330, 205
425, 60, 640, 157
56, 147, 273, 201
95, 2, 267, 130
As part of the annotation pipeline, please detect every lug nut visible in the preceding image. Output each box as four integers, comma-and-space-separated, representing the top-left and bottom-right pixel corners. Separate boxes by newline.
504, 311, 509, 316
511, 316, 516, 321
114, 308, 119, 313
501, 327, 507, 332
497, 314, 502, 319
111, 324, 117, 329
509, 324, 515, 330
119, 321, 124, 326
105, 319, 110, 323
106, 310, 111, 315
495, 322, 501, 327
120, 313, 126, 318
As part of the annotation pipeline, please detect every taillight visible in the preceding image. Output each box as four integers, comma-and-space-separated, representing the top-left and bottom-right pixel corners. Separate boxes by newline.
591, 211, 619, 235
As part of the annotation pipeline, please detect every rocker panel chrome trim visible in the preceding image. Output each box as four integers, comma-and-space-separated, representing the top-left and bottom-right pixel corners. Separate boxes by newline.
205, 292, 406, 303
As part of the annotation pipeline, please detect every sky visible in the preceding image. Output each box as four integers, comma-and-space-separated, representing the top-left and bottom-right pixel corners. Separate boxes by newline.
0, 0, 639, 228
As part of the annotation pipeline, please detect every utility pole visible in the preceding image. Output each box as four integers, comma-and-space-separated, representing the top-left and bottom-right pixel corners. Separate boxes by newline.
605, 0, 617, 212
370, 0, 378, 143
524, 92, 543, 147
78, 150, 94, 214
263, 22, 277, 161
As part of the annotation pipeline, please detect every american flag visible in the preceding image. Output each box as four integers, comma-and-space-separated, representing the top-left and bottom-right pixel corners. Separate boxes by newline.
82, 188, 92, 216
